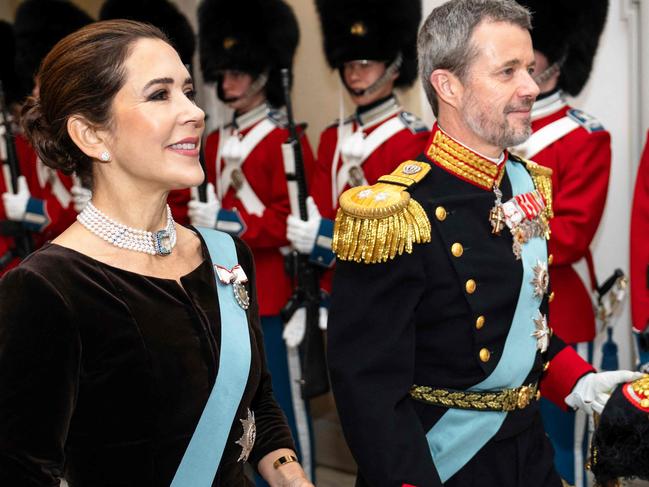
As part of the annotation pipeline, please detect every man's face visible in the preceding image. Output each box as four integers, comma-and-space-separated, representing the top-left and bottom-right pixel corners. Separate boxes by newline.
458, 20, 539, 149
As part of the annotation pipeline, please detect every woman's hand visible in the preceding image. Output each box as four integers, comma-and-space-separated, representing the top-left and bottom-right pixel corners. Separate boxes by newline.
257, 448, 315, 487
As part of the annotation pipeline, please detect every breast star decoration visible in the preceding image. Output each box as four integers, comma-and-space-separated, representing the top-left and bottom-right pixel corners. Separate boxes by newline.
236, 408, 256, 462
532, 312, 550, 353
531, 260, 549, 299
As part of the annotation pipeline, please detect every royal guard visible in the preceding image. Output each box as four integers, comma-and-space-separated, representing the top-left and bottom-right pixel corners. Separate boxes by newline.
631, 132, 649, 371
99, 0, 197, 225
191, 0, 318, 483
285, 0, 428, 287
511, 2, 611, 485
0, 1, 92, 276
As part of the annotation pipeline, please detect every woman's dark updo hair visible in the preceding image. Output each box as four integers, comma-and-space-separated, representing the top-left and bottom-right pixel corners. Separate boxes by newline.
21, 20, 171, 182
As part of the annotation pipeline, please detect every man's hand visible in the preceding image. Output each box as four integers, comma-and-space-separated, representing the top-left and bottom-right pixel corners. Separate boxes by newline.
565, 370, 645, 414
2, 175, 30, 221
287, 196, 321, 254
189, 183, 220, 228
71, 184, 92, 213
283, 307, 306, 348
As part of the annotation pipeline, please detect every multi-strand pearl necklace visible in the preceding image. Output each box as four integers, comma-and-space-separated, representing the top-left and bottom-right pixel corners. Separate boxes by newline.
77, 202, 177, 256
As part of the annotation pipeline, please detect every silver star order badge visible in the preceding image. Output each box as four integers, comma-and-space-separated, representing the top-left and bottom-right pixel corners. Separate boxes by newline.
531, 260, 549, 299
532, 313, 550, 353
235, 409, 256, 462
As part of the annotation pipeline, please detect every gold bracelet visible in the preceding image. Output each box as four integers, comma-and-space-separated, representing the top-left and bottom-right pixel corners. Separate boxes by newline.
273, 454, 298, 469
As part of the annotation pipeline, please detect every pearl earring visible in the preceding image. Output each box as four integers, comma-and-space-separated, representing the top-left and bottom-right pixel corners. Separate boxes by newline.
100, 151, 111, 162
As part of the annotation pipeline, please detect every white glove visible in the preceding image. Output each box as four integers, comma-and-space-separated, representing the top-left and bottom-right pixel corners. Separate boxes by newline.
286, 196, 321, 254
189, 182, 220, 228
70, 184, 92, 213
565, 370, 645, 415
282, 306, 328, 347
283, 307, 306, 348
2, 175, 30, 221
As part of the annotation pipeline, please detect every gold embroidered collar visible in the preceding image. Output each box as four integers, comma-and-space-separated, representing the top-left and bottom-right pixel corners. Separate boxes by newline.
426, 124, 507, 191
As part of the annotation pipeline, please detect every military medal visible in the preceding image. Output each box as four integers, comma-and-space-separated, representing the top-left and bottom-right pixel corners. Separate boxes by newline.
215, 264, 250, 310
489, 184, 506, 235
235, 409, 256, 462
532, 313, 549, 353
499, 190, 548, 259
531, 260, 549, 299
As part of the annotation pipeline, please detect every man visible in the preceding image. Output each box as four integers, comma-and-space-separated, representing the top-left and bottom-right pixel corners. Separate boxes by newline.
189, 0, 318, 483
1, 0, 92, 275
327, 1, 639, 486
286, 0, 428, 281
631, 132, 649, 371
511, 2, 611, 485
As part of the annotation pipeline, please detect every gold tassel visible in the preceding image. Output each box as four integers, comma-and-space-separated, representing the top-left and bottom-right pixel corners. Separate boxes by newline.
333, 197, 431, 264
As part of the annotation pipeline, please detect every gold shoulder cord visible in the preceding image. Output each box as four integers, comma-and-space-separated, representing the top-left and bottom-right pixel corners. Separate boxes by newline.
333, 161, 432, 264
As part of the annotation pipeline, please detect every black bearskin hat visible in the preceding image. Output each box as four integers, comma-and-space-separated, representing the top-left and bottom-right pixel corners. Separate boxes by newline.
0, 21, 19, 106
517, 0, 608, 96
14, 0, 94, 101
198, 0, 299, 108
590, 376, 649, 486
315, 0, 421, 88
99, 0, 196, 69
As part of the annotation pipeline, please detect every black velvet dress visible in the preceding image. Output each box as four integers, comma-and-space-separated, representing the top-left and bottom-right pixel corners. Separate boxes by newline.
0, 232, 294, 486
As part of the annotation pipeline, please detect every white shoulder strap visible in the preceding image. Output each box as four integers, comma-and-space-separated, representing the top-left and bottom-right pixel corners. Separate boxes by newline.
335, 116, 405, 197
512, 116, 580, 159
219, 118, 276, 195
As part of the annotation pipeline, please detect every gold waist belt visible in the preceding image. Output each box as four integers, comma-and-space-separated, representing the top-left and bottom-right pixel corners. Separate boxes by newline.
409, 382, 540, 412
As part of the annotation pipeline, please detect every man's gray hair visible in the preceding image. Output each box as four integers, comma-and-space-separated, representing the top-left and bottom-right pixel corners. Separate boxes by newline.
418, 0, 532, 116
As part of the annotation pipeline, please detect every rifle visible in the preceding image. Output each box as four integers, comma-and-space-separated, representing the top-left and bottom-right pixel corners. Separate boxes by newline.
0, 80, 33, 262
279, 68, 329, 399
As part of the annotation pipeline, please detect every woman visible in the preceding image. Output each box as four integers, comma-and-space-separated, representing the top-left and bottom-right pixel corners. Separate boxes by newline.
0, 20, 313, 487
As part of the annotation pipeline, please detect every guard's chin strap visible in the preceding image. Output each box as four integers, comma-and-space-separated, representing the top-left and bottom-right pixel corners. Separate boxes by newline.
533, 53, 567, 86
222, 70, 269, 105
343, 52, 403, 97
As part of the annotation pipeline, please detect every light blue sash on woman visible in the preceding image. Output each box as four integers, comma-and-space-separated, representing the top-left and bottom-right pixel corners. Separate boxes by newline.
171, 228, 252, 487
426, 159, 548, 482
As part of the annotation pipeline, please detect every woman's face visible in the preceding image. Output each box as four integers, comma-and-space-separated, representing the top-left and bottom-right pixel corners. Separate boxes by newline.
103, 37, 205, 191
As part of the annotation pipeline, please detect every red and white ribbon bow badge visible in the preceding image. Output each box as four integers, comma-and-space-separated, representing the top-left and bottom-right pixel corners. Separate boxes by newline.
214, 264, 250, 310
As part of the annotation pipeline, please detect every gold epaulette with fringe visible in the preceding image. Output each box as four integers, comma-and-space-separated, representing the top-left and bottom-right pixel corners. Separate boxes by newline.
518, 156, 554, 221
332, 161, 432, 264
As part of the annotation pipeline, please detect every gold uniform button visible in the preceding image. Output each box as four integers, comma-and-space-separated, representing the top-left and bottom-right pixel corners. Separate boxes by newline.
435, 206, 447, 221
548, 254, 554, 265
549, 291, 555, 303
465, 279, 477, 294
451, 243, 464, 257
475, 315, 485, 330
543, 361, 550, 372
479, 348, 491, 362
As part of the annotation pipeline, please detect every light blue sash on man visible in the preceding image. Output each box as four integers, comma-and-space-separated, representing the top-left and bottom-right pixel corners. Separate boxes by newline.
171, 228, 252, 487
426, 160, 548, 482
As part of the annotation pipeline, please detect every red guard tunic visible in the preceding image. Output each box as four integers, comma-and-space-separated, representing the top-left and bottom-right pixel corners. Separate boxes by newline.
513, 91, 611, 344
168, 104, 316, 317
1, 134, 76, 275
631, 131, 649, 334
310, 95, 429, 290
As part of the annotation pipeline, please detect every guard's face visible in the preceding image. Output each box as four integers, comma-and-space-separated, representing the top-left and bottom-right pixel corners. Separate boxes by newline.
343, 60, 395, 107
221, 70, 264, 113
103, 38, 205, 191
458, 21, 539, 149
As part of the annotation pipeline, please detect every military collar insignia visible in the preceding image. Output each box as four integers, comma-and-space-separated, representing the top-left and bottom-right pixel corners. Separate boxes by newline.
233, 103, 269, 131
356, 95, 401, 128
235, 409, 256, 462
426, 125, 507, 191
530, 90, 567, 121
